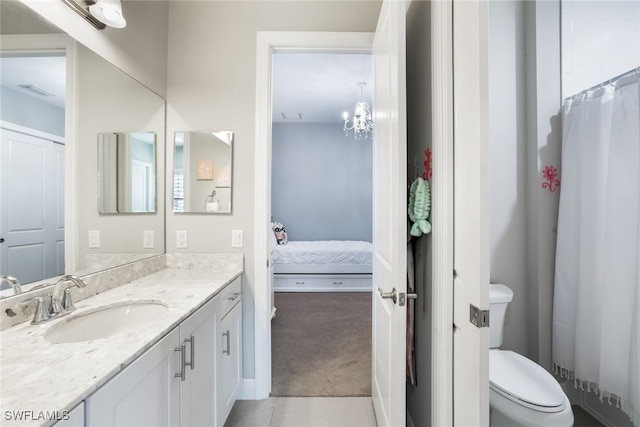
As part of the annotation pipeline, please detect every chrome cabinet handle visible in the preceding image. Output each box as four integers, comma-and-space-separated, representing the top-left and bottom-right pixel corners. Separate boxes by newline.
184, 335, 195, 370
175, 344, 186, 381
223, 331, 231, 356
378, 287, 397, 304
228, 292, 241, 302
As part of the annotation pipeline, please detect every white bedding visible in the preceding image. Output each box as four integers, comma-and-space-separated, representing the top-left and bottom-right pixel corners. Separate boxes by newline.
271, 240, 372, 266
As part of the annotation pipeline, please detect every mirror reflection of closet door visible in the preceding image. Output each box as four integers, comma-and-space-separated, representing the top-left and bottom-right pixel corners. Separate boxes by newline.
0, 126, 64, 285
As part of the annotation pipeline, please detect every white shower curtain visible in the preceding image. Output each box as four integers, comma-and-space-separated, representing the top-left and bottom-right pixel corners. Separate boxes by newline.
553, 69, 640, 426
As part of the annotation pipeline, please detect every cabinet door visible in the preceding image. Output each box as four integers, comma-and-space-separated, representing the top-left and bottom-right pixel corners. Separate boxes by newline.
53, 402, 84, 427
179, 297, 217, 427
85, 328, 180, 427
217, 300, 242, 426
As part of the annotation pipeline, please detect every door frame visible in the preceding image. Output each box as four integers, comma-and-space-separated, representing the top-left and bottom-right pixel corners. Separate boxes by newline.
253, 31, 374, 399
429, 1, 455, 425
452, 1, 491, 425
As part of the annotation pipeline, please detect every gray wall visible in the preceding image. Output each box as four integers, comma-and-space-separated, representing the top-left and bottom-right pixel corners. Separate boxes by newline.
271, 123, 372, 242
488, 0, 529, 357
487, 0, 562, 368
0, 87, 65, 136
165, 0, 382, 381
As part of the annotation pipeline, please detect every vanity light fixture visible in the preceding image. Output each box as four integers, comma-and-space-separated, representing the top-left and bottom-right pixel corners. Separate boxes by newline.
343, 82, 374, 140
89, 0, 127, 28
61, 0, 126, 30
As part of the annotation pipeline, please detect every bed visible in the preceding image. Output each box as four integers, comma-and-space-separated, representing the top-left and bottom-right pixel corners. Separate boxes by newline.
271, 240, 372, 292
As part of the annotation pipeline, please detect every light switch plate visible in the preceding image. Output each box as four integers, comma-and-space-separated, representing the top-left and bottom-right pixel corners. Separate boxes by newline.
143, 230, 155, 248
88, 230, 100, 248
176, 230, 188, 248
231, 230, 243, 248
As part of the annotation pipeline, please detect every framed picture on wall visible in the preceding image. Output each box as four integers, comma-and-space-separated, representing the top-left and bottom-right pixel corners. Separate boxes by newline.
196, 159, 213, 180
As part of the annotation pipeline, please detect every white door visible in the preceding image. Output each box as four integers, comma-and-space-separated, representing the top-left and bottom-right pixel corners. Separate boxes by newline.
452, 1, 490, 425
371, 1, 407, 426
0, 127, 65, 285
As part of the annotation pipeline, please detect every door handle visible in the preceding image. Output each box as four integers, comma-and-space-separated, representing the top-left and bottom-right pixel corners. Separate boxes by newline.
184, 335, 195, 370
378, 287, 397, 304
223, 330, 231, 355
175, 344, 186, 381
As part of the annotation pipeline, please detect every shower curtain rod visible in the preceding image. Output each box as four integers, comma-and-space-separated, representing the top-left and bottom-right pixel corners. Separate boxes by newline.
567, 66, 640, 100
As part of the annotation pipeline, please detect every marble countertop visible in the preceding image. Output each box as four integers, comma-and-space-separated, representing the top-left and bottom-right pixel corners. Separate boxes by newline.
0, 262, 242, 427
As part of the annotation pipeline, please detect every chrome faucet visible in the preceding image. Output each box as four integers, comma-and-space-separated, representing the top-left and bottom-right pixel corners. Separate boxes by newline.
0, 275, 22, 295
22, 275, 88, 324
53, 275, 88, 312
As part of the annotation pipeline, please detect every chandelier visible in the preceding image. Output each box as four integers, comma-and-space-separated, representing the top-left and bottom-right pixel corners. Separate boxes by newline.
343, 82, 373, 140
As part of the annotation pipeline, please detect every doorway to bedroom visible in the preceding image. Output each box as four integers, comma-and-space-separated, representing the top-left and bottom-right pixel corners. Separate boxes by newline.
269, 51, 374, 397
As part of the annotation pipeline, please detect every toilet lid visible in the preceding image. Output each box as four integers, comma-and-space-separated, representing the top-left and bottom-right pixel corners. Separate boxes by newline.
490, 350, 565, 409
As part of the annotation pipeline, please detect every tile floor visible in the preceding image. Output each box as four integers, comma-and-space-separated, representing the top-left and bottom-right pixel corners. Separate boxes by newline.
225, 399, 606, 427
224, 397, 377, 427
573, 405, 605, 427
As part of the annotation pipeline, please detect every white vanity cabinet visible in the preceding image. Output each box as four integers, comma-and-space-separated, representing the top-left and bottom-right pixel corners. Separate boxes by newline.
216, 285, 242, 427
85, 327, 181, 426
179, 295, 217, 426
85, 277, 242, 427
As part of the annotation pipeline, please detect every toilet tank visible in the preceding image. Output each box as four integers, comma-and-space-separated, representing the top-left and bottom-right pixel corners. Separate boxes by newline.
489, 284, 513, 348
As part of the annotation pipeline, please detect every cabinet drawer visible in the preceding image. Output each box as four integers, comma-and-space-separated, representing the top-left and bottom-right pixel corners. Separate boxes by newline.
274, 275, 372, 292
217, 277, 241, 317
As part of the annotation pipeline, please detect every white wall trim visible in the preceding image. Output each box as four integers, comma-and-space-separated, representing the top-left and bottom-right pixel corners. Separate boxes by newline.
0, 34, 78, 274
430, 2, 454, 425
0, 121, 65, 144
254, 31, 374, 399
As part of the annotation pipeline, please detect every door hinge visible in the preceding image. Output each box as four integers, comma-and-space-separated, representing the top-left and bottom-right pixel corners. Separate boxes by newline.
469, 304, 490, 328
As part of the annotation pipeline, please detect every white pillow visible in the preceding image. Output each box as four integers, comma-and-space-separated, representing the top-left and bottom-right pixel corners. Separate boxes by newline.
269, 223, 278, 248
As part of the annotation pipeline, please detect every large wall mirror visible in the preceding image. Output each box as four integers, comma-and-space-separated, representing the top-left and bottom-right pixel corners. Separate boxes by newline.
173, 131, 233, 214
0, 0, 166, 298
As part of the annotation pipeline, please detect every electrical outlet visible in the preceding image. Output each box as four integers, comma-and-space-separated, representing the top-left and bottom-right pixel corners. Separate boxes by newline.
231, 229, 243, 248
143, 230, 155, 249
88, 230, 100, 248
176, 230, 188, 248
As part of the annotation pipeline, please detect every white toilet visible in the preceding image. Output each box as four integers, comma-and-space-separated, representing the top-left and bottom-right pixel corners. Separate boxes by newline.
489, 284, 574, 427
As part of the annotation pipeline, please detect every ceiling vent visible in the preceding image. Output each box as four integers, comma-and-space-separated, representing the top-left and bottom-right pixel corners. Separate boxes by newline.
281, 112, 302, 120
17, 84, 55, 97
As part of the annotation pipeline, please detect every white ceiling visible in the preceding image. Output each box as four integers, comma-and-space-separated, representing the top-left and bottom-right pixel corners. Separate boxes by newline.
272, 52, 373, 124
0, 55, 66, 109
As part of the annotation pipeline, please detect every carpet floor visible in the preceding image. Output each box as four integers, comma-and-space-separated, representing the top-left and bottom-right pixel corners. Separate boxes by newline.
271, 292, 372, 397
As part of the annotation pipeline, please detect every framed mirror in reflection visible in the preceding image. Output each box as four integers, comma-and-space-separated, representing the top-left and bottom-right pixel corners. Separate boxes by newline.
98, 131, 157, 214
0, 0, 165, 299
173, 131, 233, 214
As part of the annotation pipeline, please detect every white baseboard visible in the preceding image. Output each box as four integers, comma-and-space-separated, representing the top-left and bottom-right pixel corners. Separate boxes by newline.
237, 378, 257, 400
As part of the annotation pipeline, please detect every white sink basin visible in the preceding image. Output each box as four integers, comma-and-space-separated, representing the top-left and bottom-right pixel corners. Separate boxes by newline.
44, 300, 168, 344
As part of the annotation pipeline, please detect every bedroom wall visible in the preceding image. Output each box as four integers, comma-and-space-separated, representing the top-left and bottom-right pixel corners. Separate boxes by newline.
271, 122, 372, 242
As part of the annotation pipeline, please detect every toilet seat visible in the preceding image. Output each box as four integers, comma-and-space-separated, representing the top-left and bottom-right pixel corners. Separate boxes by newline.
490, 350, 566, 413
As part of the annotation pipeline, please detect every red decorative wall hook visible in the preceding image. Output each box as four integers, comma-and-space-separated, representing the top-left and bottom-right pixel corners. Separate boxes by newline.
542, 165, 560, 192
